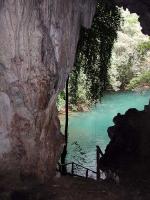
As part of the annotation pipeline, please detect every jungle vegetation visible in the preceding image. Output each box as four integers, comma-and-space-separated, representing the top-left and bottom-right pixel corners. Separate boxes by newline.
57, 4, 150, 112
60, 0, 121, 174
109, 10, 150, 91
60, 1, 150, 174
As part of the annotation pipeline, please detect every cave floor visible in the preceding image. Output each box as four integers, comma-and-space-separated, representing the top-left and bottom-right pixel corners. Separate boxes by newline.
1, 175, 150, 200
49, 175, 150, 200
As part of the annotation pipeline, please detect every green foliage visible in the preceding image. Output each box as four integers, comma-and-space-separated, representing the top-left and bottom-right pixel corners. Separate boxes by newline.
109, 9, 150, 90
69, 0, 121, 104
137, 40, 150, 55
127, 71, 150, 90
58, 8, 150, 111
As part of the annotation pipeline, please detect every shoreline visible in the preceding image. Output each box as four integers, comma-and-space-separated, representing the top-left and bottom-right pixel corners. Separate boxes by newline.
58, 87, 150, 116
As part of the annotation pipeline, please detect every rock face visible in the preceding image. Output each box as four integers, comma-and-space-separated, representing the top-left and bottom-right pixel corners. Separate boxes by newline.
0, 0, 96, 182
99, 101, 150, 179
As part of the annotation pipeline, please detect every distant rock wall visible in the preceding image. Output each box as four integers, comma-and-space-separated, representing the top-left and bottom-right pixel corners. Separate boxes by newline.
0, 0, 96, 182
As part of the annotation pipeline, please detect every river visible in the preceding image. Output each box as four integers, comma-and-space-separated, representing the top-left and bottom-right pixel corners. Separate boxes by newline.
60, 90, 150, 177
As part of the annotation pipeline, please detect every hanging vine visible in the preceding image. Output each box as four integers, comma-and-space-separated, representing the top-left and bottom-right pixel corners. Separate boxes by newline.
69, 0, 121, 104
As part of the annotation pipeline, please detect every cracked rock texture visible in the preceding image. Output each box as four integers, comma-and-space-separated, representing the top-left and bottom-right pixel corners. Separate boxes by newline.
0, 0, 96, 182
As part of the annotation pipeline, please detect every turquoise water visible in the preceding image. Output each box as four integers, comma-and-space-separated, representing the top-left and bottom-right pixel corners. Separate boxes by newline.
64, 90, 150, 174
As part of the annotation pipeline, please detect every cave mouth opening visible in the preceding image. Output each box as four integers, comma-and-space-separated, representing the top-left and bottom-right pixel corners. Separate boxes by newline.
57, 7, 150, 181
97, 8, 150, 182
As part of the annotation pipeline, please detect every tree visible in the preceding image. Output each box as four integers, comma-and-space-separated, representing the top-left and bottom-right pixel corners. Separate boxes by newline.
109, 9, 150, 90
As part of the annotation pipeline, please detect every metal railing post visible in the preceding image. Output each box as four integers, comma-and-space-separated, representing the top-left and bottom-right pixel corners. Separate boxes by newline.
86, 169, 89, 178
96, 146, 100, 180
71, 162, 74, 175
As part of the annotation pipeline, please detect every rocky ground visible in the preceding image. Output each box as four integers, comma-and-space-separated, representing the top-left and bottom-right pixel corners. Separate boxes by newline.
1, 175, 150, 200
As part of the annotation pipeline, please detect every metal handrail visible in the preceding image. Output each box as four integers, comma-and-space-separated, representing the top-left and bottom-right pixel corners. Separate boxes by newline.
58, 161, 97, 179
58, 145, 104, 180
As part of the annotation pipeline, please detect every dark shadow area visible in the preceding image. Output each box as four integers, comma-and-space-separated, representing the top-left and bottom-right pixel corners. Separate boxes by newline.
99, 100, 150, 183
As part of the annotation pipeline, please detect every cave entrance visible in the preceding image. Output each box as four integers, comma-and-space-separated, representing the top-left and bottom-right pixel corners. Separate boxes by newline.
57, 8, 150, 179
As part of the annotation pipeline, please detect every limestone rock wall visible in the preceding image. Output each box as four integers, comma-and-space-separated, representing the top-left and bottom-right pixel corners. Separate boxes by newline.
0, 0, 96, 182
